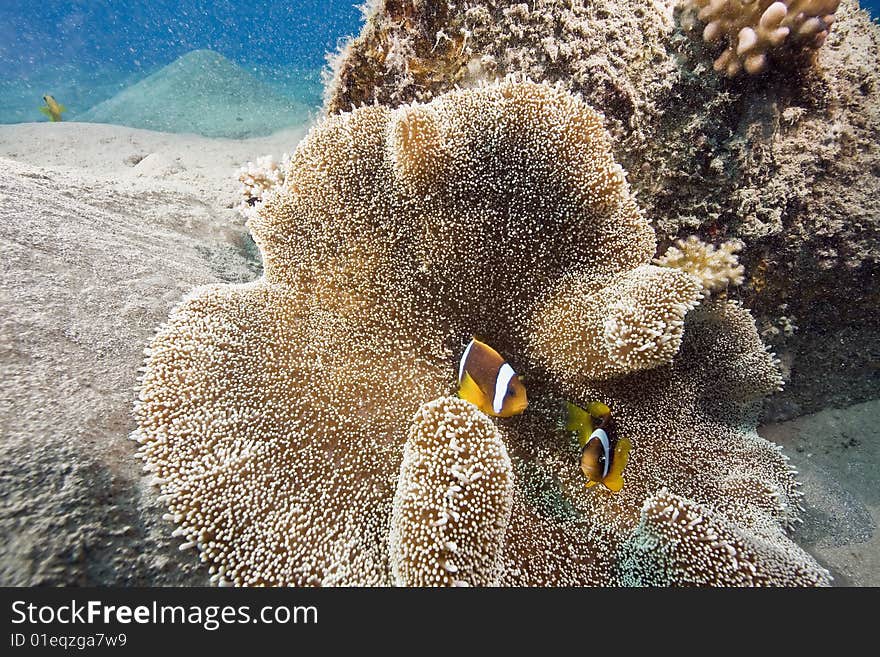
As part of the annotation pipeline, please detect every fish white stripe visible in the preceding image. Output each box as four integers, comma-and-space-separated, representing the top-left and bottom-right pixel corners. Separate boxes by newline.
458, 338, 475, 383
493, 363, 515, 414
590, 428, 611, 478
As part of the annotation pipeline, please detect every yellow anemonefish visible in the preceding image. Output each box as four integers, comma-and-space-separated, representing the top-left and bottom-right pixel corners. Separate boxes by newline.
457, 337, 528, 417
566, 401, 631, 492
39, 95, 67, 122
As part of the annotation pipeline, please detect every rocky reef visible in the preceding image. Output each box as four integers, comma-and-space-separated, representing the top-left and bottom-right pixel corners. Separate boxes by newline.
323, 0, 880, 418
135, 82, 829, 585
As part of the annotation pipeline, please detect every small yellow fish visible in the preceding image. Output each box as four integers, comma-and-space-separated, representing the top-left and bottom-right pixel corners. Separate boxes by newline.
39, 95, 67, 122
457, 337, 528, 418
566, 401, 631, 492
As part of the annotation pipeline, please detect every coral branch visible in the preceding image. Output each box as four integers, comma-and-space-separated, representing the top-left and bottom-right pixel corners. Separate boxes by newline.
655, 235, 745, 295
686, 0, 841, 76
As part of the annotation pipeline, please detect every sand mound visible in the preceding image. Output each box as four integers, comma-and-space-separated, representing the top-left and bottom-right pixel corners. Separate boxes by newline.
0, 122, 305, 584
76, 50, 312, 138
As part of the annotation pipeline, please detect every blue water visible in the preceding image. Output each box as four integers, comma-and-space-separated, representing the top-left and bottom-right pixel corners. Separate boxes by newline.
0, 0, 363, 130
0, 0, 360, 73
0, 1, 876, 133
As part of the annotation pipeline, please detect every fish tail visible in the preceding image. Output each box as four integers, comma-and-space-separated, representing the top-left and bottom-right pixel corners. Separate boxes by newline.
602, 474, 624, 492
585, 401, 611, 423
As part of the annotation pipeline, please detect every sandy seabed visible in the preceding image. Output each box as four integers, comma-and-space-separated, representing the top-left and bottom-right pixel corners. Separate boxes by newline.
0, 121, 876, 586
0, 121, 305, 585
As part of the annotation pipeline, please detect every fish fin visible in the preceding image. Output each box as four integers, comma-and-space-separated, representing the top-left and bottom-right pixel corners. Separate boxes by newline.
565, 402, 593, 443
602, 474, 624, 492
585, 480, 598, 488
597, 438, 631, 493
57, 104, 67, 113
586, 401, 611, 419
458, 371, 485, 408
39, 106, 52, 117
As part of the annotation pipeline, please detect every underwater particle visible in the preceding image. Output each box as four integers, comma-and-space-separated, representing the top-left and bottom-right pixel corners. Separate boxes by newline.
654, 235, 745, 295
685, 0, 841, 76
389, 396, 515, 587
617, 489, 832, 586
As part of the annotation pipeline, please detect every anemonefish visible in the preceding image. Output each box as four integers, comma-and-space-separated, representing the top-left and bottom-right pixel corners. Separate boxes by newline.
457, 337, 528, 418
565, 401, 631, 492
39, 95, 66, 122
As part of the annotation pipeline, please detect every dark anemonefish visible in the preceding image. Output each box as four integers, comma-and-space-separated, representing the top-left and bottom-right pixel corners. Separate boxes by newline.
457, 337, 528, 417
566, 401, 631, 492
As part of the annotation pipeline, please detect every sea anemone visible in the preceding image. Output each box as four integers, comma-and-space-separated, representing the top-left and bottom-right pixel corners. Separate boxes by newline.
135, 81, 828, 586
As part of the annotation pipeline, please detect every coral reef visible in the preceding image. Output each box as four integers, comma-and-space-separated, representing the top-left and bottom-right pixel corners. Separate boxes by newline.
683, 0, 840, 76
389, 397, 514, 586
655, 235, 745, 294
323, 0, 880, 417
136, 82, 828, 586
237, 154, 290, 210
